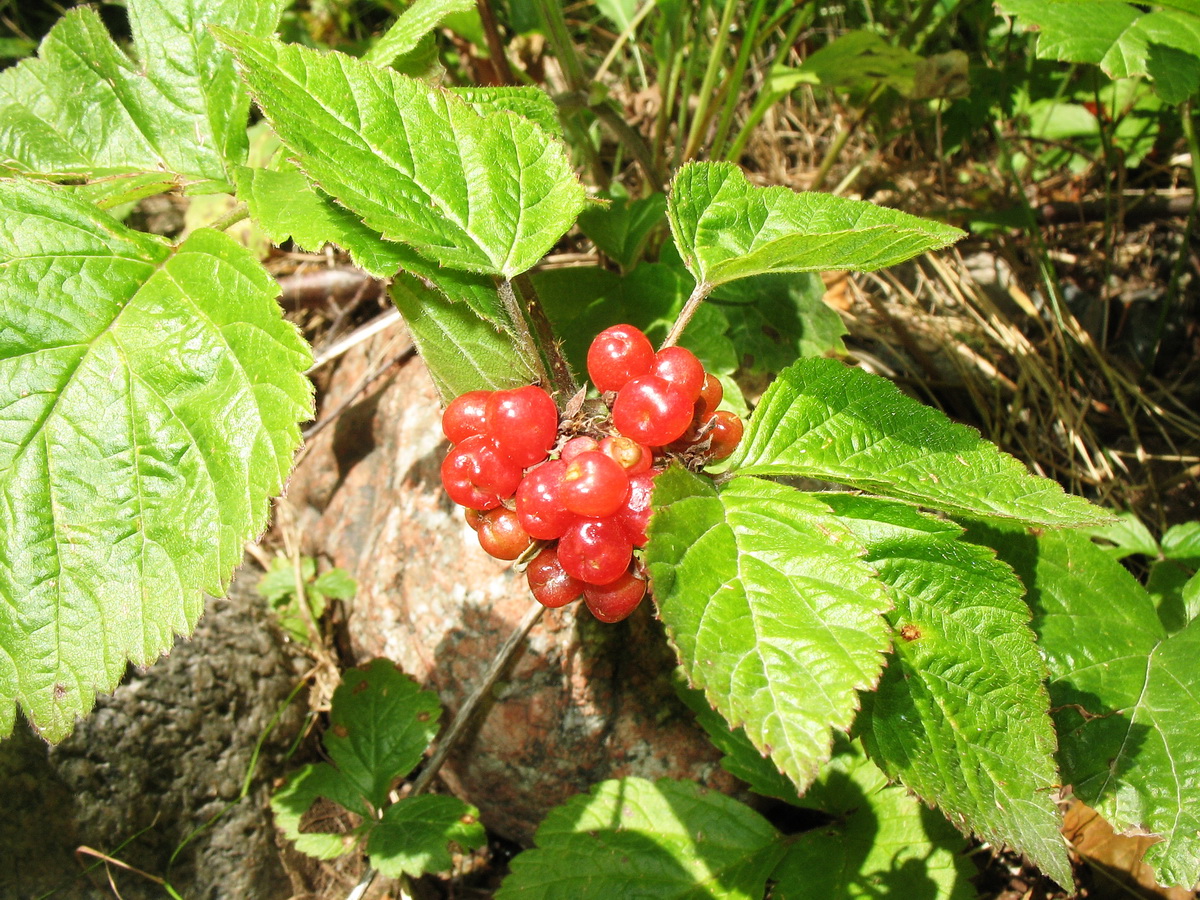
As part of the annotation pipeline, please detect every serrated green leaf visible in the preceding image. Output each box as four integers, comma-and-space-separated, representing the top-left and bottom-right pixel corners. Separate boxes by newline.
772, 741, 974, 900
0, 0, 286, 186
324, 659, 442, 810
219, 31, 586, 278
0, 183, 311, 742
645, 469, 892, 791
827, 495, 1071, 887
256, 555, 316, 605
364, 0, 474, 67
979, 527, 1200, 889
773, 30, 924, 97
367, 794, 486, 877
235, 164, 410, 278
312, 568, 357, 602
710, 272, 847, 371
666, 162, 963, 288
497, 777, 784, 899
729, 358, 1109, 526
675, 677, 803, 805
389, 274, 533, 402
997, 0, 1200, 103
271, 762, 372, 859
448, 86, 564, 138
1082, 509, 1160, 560
576, 192, 668, 272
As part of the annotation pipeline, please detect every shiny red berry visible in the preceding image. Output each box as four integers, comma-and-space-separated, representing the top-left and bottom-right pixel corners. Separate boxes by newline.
617, 469, 658, 547
515, 459, 575, 540
558, 518, 633, 585
440, 435, 523, 510
587, 324, 655, 393
477, 507, 532, 560
584, 570, 648, 623
561, 451, 630, 518
612, 375, 694, 446
526, 546, 584, 609
697, 374, 723, 419
651, 346, 705, 401
442, 391, 493, 444
560, 435, 600, 463
708, 410, 745, 460
486, 386, 558, 467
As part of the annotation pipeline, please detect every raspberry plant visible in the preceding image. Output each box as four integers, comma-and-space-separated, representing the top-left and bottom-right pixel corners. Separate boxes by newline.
1, 0, 1199, 895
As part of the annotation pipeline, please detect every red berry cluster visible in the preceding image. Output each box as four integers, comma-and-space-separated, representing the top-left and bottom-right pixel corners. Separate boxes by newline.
439, 324, 743, 624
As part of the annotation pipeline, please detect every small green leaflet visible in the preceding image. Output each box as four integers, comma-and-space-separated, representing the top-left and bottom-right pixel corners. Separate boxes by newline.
0, 0, 286, 189
997, 0, 1200, 104
829, 496, 1071, 888
667, 161, 963, 288
0, 183, 312, 742
730, 357, 1109, 526
219, 31, 586, 278
363, 0, 474, 67
979, 527, 1200, 889
576, 191, 668, 272
448, 85, 564, 139
645, 469, 892, 791
772, 740, 974, 900
390, 275, 534, 401
496, 777, 784, 899
272, 660, 486, 872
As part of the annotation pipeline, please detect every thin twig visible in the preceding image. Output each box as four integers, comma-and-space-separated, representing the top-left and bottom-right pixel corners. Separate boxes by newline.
207, 202, 249, 233
308, 308, 404, 374
410, 602, 545, 795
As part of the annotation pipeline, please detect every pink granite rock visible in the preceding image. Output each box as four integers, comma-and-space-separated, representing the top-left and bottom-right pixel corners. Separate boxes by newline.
287, 327, 738, 843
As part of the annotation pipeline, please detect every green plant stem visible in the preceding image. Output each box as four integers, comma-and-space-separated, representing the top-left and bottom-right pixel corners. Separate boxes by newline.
710, 0, 771, 156
593, 0, 657, 84
1153, 98, 1200, 369
535, 0, 587, 92
682, 0, 740, 160
661, 281, 715, 349
515, 273, 579, 397
674, 0, 711, 169
499, 278, 553, 388
208, 201, 249, 232
810, 82, 886, 192
725, 6, 811, 162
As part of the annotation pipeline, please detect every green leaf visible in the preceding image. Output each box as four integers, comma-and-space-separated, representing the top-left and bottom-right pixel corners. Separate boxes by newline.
997, 0, 1200, 103
729, 358, 1110, 526
219, 31, 586, 278
710, 272, 847, 371
0, 0, 286, 186
773, 30, 925, 96
645, 469, 892, 790
497, 777, 784, 899
771, 741, 974, 900
828, 495, 1071, 887
389, 274, 534, 402
576, 191, 668, 272
666, 161, 963, 288
312, 568, 357, 602
448, 86, 564, 138
271, 762, 372, 859
363, 0, 474, 67
1082, 509, 1160, 560
324, 659, 442, 810
979, 527, 1200, 889
675, 677, 803, 805
0, 183, 312, 742
256, 555, 316, 605
368, 794, 486, 877
1162, 521, 1200, 562
235, 164, 410, 278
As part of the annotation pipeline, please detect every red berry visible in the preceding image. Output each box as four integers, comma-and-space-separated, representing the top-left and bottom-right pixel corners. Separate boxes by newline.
584, 570, 648, 623
561, 451, 630, 518
526, 547, 584, 608
558, 518, 633, 585
486, 386, 558, 467
697, 374, 723, 419
442, 391, 493, 444
440, 435, 523, 510
708, 410, 745, 460
560, 435, 600, 463
515, 459, 575, 540
477, 507, 532, 560
612, 375, 694, 446
599, 435, 651, 474
651, 346, 705, 401
617, 469, 659, 547
587, 324, 655, 393
464, 507, 485, 530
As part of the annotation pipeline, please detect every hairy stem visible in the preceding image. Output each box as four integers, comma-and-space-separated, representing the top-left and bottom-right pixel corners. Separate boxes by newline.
208, 201, 249, 233
515, 273, 579, 397
499, 278, 553, 388
661, 281, 714, 349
